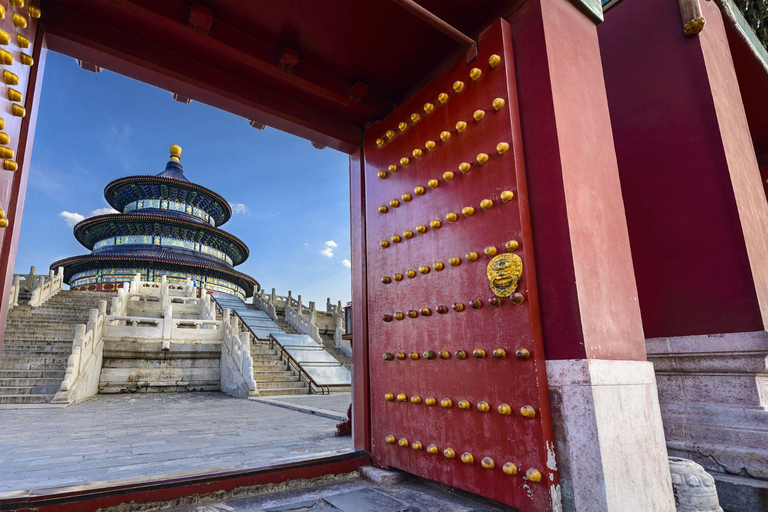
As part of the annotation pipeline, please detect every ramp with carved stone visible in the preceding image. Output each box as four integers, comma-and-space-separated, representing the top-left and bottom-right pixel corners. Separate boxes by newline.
211, 294, 351, 394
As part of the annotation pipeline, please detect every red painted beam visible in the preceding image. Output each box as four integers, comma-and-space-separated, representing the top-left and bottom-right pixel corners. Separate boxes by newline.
41, 1, 364, 153
1, 451, 370, 512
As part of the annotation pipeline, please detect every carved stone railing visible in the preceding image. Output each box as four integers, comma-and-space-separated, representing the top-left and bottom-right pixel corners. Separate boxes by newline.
220, 309, 258, 398
255, 287, 350, 355
51, 286, 124, 404
9, 266, 64, 310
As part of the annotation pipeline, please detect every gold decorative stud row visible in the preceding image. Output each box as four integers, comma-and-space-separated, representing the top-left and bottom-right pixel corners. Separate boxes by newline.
383, 435, 542, 482
375, 54, 502, 150
383, 347, 530, 361
0, 0, 37, 174
381, 294, 526, 323
378, 143, 511, 212
381, 240, 519, 284
376, 104, 508, 181
383, 394, 537, 419
0, 206, 8, 228
380, 191, 515, 249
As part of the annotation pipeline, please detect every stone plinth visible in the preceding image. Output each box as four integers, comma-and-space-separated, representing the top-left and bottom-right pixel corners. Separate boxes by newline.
547, 359, 675, 512
647, 331, 768, 511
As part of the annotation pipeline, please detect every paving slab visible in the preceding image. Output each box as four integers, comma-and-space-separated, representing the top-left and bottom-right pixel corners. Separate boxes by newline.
160, 473, 514, 512
0, 392, 354, 496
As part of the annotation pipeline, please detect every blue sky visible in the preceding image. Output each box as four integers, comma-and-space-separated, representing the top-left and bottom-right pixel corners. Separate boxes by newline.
15, 52, 352, 307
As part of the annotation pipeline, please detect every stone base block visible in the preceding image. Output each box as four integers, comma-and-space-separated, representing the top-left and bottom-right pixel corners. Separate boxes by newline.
359, 465, 410, 486
547, 359, 675, 512
712, 473, 768, 512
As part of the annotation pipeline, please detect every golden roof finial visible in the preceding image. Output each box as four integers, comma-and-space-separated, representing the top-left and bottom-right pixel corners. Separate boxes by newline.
169, 144, 182, 162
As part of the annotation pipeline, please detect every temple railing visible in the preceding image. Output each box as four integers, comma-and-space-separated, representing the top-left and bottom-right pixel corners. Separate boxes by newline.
8, 266, 64, 310
221, 308, 258, 398
254, 287, 350, 356
52, 287, 126, 404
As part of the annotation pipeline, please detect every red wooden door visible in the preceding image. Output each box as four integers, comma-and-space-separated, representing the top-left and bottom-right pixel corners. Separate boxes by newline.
363, 20, 558, 510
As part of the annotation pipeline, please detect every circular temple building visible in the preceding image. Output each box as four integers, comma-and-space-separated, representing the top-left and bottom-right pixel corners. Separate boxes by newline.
51, 145, 258, 298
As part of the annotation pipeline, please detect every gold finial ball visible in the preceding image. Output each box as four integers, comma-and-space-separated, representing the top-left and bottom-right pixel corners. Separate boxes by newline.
443, 171, 455, 181
169, 144, 182, 162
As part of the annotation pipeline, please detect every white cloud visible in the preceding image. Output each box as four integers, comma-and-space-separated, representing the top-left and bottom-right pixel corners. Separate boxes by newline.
90, 207, 119, 216
231, 203, 250, 216
59, 207, 119, 226
321, 240, 337, 258
342, 259, 351, 268
304, 243, 309, 246
59, 211, 85, 226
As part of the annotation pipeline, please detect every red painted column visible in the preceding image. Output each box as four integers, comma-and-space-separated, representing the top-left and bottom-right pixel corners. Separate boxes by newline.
506, 0, 646, 361
0, 23, 47, 354
502, 2, 674, 509
599, 0, 768, 338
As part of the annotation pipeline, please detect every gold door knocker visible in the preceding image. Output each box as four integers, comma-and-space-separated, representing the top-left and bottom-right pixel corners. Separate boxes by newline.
487, 253, 522, 298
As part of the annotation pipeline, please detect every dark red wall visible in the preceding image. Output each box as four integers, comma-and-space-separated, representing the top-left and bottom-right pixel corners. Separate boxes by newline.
598, 0, 764, 338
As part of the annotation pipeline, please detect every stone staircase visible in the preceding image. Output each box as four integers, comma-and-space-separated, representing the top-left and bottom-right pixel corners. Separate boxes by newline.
250, 343, 308, 396
0, 290, 113, 404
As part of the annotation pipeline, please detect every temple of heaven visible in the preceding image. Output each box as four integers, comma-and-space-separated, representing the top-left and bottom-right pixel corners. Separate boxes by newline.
51, 145, 258, 299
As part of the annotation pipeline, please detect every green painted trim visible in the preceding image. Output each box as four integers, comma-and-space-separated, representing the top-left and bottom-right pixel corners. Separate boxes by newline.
722, 0, 768, 69
570, 0, 604, 23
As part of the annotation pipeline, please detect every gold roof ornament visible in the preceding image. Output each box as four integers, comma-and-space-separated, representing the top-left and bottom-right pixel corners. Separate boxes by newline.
169, 144, 182, 162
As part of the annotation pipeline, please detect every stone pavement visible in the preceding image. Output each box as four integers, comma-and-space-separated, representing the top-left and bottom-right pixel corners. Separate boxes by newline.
162, 473, 514, 512
252, 393, 351, 420
0, 392, 354, 496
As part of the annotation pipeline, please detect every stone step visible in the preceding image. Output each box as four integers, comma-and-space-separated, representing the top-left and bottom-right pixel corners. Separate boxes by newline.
0, 377, 62, 387
257, 387, 309, 397
0, 394, 52, 404
0, 384, 60, 395
253, 375, 300, 383
1, 342, 74, 350
252, 363, 289, 372
99, 381, 221, 394
0, 361, 68, 370
252, 369, 295, 378
1, 348, 72, 356
255, 380, 306, 390
0, 369, 65, 379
